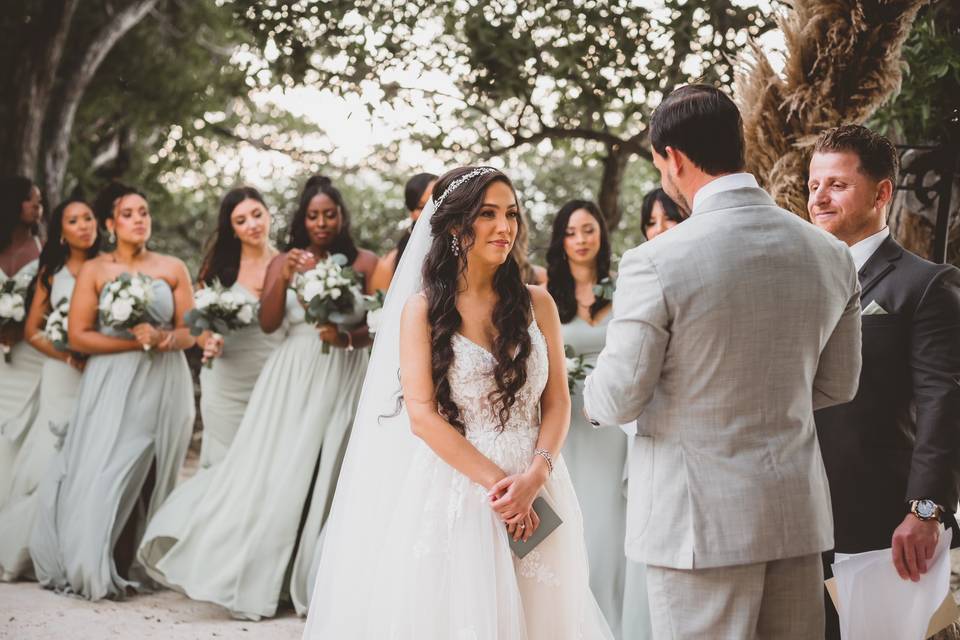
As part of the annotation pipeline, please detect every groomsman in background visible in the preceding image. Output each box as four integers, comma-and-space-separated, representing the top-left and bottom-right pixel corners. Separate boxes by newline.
809, 124, 960, 639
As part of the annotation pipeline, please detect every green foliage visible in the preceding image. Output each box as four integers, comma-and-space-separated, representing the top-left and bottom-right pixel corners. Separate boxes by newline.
229, 0, 771, 230
233, 0, 768, 148
869, 1, 960, 144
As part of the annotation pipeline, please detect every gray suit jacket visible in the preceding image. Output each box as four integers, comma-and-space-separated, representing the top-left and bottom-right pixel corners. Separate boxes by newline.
584, 186, 862, 569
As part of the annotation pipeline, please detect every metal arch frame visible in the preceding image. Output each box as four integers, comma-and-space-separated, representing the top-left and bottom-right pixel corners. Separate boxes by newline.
894, 142, 960, 265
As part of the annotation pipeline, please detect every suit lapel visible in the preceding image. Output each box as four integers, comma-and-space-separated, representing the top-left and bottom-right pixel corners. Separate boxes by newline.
858, 235, 903, 299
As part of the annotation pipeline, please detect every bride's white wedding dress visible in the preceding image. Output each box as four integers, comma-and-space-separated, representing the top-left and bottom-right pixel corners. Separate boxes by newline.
303, 309, 613, 639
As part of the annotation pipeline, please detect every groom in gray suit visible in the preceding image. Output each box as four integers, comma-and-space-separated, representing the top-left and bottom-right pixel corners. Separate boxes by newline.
584, 85, 863, 639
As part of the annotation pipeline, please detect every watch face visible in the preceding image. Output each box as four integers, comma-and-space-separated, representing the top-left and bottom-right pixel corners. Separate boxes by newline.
917, 500, 937, 518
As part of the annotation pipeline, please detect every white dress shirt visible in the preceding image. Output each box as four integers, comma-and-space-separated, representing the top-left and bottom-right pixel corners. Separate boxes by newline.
849, 227, 890, 271
691, 173, 760, 214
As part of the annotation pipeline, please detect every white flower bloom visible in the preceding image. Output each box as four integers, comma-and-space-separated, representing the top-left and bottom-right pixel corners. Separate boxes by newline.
219, 291, 240, 310
236, 304, 254, 325
566, 357, 578, 371
194, 287, 218, 309
128, 284, 146, 299
110, 299, 134, 323
118, 289, 131, 299
329, 288, 341, 300
366, 307, 383, 334
303, 280, 326, 301
12, 306, 24, 322
0, 294, 15, 318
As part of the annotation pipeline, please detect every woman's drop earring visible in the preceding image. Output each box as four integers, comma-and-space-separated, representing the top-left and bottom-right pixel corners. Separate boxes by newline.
108, 230, 116, 244
450, 234, 460, 256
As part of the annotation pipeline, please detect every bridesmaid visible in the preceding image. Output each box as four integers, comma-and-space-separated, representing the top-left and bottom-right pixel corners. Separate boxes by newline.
545, 200, 650, 640
30, 184, 195, 600
369, 172, 436, 293
641, 187, 683, 241
0, 198, 99, 581
195, 187, 282, 468
139, 175, 377, 619
0, 176, 45, 504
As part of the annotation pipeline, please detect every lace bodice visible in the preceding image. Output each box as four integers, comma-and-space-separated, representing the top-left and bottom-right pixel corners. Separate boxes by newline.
449, 319, 549, 437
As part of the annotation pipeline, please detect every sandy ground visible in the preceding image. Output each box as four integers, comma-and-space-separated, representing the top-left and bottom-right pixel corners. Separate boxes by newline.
4, 439, 960, 638
0, 583, 304, 639
0, 442, 303, 640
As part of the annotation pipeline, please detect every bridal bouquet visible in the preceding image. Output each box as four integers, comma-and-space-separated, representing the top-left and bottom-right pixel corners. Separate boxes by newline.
184, 280, 257, 368
42, 297, 72, 352
564, 344, 594, 395
0, 272, 31, 363
291, 253, 364, 354
99, 272, 154, 351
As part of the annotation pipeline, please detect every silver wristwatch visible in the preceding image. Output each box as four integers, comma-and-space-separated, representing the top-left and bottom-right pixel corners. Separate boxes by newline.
909, 499, 943, 521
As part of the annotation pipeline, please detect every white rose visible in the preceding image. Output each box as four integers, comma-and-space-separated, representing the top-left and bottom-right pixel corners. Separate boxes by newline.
128, 284, 145, 300
118, 288, 131, 299
566, 357, 578, 371
0, 294, 14, 319
12, 305, 24, 322
110, 299, 134, 323
236, 304, 254, 325
194, 288, 217, 309
366, 307, 383, 334
325, 276, 339, 288
329, 288, 341, 300
219, 291, 240, 310
303, 280, 326, 301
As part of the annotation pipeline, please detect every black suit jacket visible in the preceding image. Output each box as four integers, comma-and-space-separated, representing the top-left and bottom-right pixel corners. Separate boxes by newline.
816, 235, 960, 554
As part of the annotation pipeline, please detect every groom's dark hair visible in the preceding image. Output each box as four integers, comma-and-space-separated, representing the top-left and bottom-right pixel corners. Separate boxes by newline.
650, 84, 745, 175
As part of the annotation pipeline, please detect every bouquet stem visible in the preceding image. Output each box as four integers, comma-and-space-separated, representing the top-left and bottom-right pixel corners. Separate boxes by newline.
1, 344, 10, 364
321, 342, 331, 355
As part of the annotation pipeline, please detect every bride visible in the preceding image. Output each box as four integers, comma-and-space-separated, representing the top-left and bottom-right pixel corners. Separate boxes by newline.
302, 166, 612, 639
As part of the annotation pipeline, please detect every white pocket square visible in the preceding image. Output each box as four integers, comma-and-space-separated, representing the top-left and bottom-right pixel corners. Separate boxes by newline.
862, 300, 888, 316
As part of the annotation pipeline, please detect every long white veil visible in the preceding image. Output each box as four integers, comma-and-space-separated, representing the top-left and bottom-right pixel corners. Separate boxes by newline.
302, 198, 437, 635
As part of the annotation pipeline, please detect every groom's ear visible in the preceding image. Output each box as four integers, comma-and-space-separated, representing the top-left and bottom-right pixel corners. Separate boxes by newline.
664, 145, 685, 176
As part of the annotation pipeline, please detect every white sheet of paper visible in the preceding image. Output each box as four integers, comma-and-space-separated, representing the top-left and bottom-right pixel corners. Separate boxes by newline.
831, 528, 952, 640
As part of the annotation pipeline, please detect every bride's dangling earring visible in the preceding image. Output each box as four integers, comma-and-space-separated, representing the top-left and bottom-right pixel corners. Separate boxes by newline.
108, 229, 116, 244
450, 233, 460, 256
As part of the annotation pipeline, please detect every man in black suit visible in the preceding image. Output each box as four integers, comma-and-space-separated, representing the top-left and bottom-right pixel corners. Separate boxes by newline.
809, 124, 960, 638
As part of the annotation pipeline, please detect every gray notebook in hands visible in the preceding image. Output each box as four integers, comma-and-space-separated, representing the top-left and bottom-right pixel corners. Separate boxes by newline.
508, 496, 563, 559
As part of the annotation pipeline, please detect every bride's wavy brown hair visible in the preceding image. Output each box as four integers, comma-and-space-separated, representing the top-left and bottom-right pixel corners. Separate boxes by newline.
424, 167, 532, 435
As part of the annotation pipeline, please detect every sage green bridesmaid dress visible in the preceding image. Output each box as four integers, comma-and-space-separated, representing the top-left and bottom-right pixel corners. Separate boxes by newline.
29, 278, 194, 599
139, 289, 368, 620
198, 282, 282, 468
0, 268, 81, 580
0, 258, 44, 505
562, 313, 651, 640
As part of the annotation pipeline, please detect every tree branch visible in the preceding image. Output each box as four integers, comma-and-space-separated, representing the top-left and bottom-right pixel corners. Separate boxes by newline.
5, 0, 79, 177
43, 0, 161, 201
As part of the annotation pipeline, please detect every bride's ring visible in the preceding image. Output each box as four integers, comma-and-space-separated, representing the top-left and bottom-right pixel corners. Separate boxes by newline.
518, 524, 526, 529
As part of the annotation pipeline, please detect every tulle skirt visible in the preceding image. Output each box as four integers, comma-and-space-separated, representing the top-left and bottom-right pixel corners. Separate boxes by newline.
304, 424, 614, 639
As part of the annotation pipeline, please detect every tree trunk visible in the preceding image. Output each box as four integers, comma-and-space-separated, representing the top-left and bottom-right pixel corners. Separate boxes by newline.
598, 144, 630, 231
43, 0, 160, 204
4, 0, 79, 179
